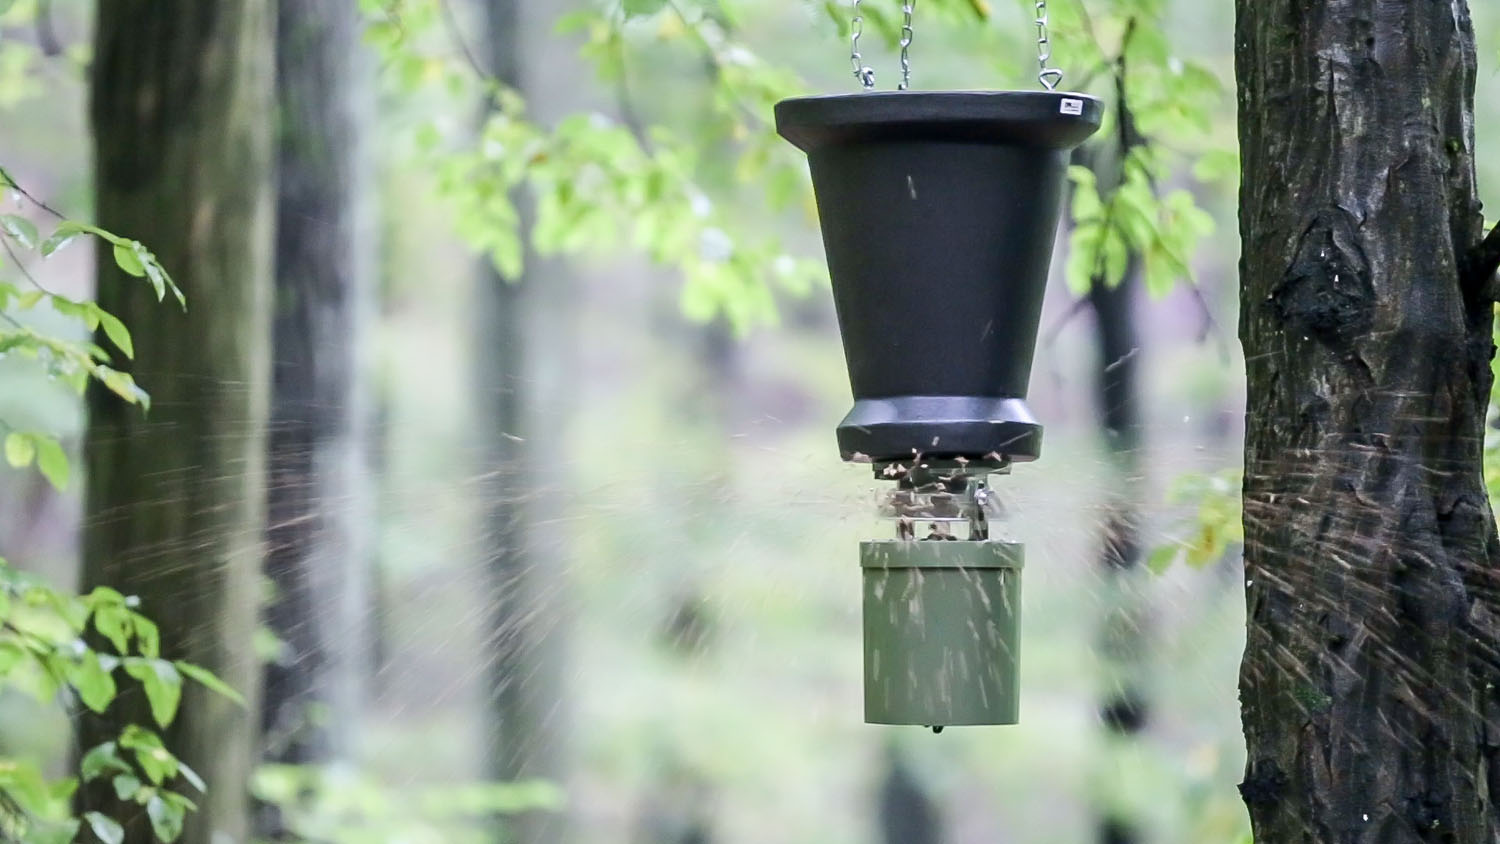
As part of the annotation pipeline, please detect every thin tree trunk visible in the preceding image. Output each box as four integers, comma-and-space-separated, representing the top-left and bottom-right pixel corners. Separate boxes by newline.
1088, 258, 1150, 844
1236, 2, 1500, 838
476, 2, 568, 842
82, 3, 274, 842
1081, 88, 1152, 844
261, 0, 374, 802
877, 747, 941, 844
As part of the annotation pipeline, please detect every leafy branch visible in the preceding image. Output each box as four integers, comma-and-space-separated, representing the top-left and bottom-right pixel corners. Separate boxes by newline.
1051, 3, 1230, 300
0, 167, 235, 842
363, 0, 821, 332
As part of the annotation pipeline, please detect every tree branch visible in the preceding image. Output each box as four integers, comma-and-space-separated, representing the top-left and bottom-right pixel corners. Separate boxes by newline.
436, 0, 491, 83
35, 0, 62, 57
0, 166, 66, 219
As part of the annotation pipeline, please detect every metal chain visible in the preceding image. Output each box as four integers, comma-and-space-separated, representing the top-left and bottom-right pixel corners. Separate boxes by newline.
845, 2, 1055, 92
1035, 0, 1063, 90
848, 1, 915, 90
851, 0, 876, 89
898, 1, 915, 90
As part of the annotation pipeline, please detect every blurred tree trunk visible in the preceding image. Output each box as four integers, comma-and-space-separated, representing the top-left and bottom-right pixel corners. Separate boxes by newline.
877, 747, 941, 844
81, 2, 274, 842
1236, 1, 1500, 838
476, 2, 569, 842
260, 0, 374, 815
1080, 90, 1152, 844
1088, 263, 1151, 844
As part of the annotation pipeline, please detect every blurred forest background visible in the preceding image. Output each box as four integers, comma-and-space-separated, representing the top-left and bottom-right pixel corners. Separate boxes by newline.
4, 1, 1500, 843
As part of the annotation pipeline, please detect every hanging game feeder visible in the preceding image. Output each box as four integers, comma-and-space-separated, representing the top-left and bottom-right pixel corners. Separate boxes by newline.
774, 1, 1101, 729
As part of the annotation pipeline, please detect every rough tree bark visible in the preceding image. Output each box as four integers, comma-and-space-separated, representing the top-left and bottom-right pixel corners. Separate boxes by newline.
476, 2, 569, 842
1236, 1, 1500, 839
261, 0, 374, 781
82, 2, 274, 842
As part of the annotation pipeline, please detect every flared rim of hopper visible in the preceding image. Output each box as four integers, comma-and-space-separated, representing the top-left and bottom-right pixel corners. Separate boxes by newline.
774, 90, 1104, 153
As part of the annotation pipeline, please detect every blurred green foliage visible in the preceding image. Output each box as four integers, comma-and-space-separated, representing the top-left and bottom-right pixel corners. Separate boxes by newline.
1147, 469, 1242, 574
252, 765, 563, 844
0, 563, 238, 842
364, 0, 1225, 331
362, 0, 826, 332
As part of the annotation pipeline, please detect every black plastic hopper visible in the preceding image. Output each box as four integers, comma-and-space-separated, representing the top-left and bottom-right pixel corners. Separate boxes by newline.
775, 91, 1103, 464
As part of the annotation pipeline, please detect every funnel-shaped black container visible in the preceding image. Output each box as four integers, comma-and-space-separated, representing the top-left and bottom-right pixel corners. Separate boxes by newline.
776, 91, 1102, 464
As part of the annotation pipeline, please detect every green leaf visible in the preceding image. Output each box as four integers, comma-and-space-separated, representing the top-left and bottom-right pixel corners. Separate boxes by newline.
131, 612, 160, 659
40, 228, 81, 256
0, 213, 39, 249
175, 660, 246, 706
141, 253, 184, 308
1192, 148, 1239, 184
80, 742, 132, 780
120, 725, 177, 785
112, 242, 146, 277
147, 794, 186, 842
554, 10, 595, 34
176, 761, 206, 793
125, 658, 183, 726
822, 0, 850, 35
1146, 545, 1180, 574
98, 310, 134, 359
95, 366, 151, 410
26, 818, 80, 844
33, 434, 68, 490
0, 755, 51, 813
111, 774, 142, 802
85, 810, 125, 844
94, 605, 131, 653
0, 639, 25, 675
69, 649, 118, 713
4, 432, 35, 468
86, 585, 126, 607
622, 0, 667, 17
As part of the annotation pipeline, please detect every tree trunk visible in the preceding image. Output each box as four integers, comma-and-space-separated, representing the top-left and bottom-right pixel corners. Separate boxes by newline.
476, 2, 568, 842
877, 747, 941, 844
1236, 2, 1500, 839
261, 0, 374, 786
1089, 258, 1151, 844
1080, 92, 1152, 844
82, 3, 274, 842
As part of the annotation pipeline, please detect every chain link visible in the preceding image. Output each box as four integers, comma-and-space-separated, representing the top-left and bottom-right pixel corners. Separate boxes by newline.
1035, 0, 1063, 90
898, 1, 915, 90
845, 2, 1059, 92
851, 0, 876, 89
849, 1, 914, 91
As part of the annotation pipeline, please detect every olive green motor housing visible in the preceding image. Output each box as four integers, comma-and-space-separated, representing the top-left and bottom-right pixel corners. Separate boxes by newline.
862, 539, 1023, 727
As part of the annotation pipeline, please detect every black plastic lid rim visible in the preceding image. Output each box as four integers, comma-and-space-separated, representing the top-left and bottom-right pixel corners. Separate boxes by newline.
775, 90, 1105, 152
